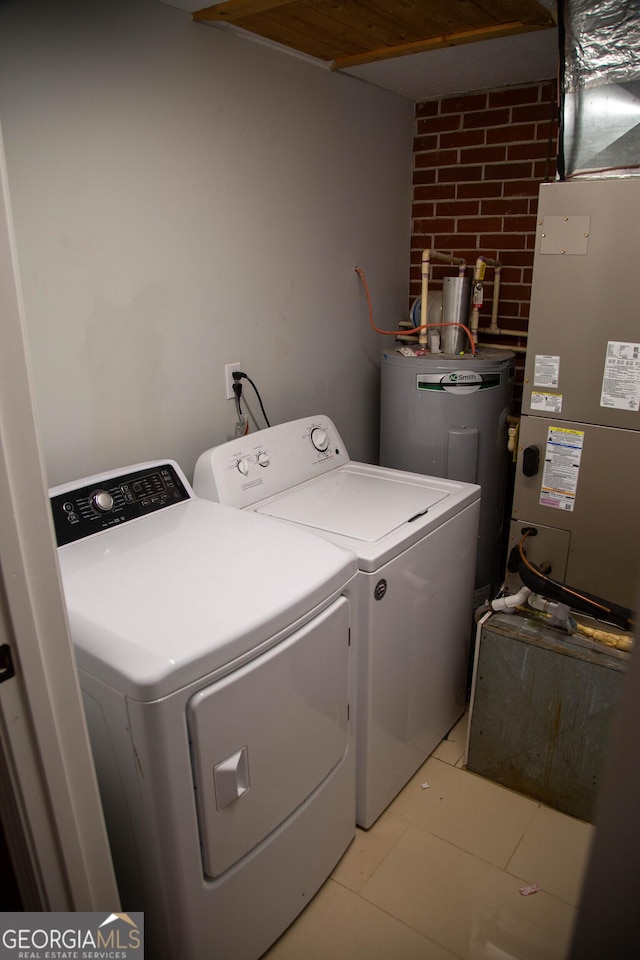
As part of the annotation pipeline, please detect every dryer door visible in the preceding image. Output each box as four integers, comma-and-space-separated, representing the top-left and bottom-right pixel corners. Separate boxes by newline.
187, 596, 351, 878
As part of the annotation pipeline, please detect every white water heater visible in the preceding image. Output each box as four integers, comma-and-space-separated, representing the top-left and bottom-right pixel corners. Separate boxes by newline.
380, 347, 515, 604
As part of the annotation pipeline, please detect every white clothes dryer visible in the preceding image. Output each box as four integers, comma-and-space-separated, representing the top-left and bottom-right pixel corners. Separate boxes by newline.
50, 460, 357, 960
194, 417, 481, 828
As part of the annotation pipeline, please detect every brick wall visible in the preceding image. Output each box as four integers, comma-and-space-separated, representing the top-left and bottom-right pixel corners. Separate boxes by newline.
411, 80, 558, 411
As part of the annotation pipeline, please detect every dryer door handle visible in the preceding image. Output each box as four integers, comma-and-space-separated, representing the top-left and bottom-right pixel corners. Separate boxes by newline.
213, 746, 250, 810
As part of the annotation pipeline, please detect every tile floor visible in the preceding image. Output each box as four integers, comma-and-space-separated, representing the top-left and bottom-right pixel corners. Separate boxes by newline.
263, 713, 594, 960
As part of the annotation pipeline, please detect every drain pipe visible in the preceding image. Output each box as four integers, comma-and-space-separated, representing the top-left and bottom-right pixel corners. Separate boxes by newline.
420, 249, 466, 350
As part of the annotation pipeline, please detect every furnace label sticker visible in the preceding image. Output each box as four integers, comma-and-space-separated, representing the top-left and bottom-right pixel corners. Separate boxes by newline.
600, 340, 640, 412
533, 355, 560, 388
530, 391, 563, 413
539, 426, 585, 512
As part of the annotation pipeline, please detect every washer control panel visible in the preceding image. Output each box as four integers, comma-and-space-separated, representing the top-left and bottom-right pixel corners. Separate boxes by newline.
193, 416, 351, 509
50, 461, 191, 546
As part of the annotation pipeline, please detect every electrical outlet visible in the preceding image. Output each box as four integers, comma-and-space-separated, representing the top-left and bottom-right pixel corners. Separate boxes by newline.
224, 362, 240, 400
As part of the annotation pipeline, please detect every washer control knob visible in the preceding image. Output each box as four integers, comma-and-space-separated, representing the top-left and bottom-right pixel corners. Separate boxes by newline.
257, 452, 270, 467
91, 489, 114, 513
310, 427, 329, 452
237, 458, 250, 476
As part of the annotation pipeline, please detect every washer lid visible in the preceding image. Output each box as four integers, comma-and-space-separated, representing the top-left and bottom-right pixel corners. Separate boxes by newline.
255, 465, 448, 541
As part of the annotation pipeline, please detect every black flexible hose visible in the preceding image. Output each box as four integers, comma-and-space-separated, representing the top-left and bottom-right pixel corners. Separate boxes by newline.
517, 561, 633, 632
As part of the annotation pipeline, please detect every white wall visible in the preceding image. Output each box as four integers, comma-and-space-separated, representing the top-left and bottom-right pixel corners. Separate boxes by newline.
0, 0, 413, 486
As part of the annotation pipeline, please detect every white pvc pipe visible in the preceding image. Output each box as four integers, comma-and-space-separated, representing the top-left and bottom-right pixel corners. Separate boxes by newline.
420, 248, 466, 349
491, 585, 532, 612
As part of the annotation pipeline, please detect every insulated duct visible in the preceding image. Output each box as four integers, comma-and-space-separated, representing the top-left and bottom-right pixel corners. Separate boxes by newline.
561, 0, 640, 178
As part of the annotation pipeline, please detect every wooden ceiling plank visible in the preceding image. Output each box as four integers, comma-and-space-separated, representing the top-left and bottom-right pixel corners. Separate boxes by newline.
193, 0, 298, 23
332, 19, 550, 69
297, 0, 441, 52
236, 6, 366, 58
339, 0, 455, 45
471, 0, 555, 28
365, 0, 491, 36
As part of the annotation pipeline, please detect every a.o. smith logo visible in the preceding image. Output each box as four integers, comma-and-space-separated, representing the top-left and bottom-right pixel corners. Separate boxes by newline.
416, 371, 501, 393
0, 912, 143, 959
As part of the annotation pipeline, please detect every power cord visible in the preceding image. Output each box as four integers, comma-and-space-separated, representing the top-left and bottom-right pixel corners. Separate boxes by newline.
232, 380, 248, 436
232, 379, 244, 419
232, 371, 271, 428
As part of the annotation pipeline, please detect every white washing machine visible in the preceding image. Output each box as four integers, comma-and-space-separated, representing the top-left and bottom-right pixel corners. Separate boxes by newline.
193, 417, 481, 828
49, 460, 358, 960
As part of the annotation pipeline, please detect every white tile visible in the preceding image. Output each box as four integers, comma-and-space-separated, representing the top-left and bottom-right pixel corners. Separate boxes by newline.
507, 804, 594, 906
387, 757, 539, 868
331, 814, 409, 893
360, 825, 578, 960
262, 877, 460, 960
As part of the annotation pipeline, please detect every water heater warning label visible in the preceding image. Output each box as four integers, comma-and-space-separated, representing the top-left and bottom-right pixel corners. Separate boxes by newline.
600, 341, 640, 412
539, 426, 585, 512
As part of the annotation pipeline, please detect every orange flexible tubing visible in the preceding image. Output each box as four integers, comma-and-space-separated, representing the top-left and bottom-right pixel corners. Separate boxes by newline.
355, 266, 476, 356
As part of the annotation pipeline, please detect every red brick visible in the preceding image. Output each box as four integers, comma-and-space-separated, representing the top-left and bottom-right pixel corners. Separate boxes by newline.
480, 232, 530, 249
481, 198, 529, 216
415, 148, 459, 168
414, 217, 456, 233
432, 199, 480, 217
412, 169, 437, 185
498, 267, 524, 284
439, 92, 488, 114
512, 102, 558, 123
484, 162, 534, 181
486, 123, 536, 144
417, 114, 461, 134
434, 233, 478, 249
499, 283, 532, 301
412, 202, 435, 218
534, 159, 557, 179
501, 250, 536, 267
457, 182, 502, 199
463, 108, 511, 129
507, 141, 553, 161
414, 134, 438, 151
415, 100, 439, 118
489, 86, 542, 108
457, 216, 502, 233
497, 301, 521, 318
438, 164, 483, 182
460, 145, 507, 164
440, 128, 485, 149
503, 214, 538, 233
413, 182, 456, 201
503, 179, 541, 197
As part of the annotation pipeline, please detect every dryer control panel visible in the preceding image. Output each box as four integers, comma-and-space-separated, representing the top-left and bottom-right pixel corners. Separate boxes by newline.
50, 461, 191, 546
193, 416, 351, 509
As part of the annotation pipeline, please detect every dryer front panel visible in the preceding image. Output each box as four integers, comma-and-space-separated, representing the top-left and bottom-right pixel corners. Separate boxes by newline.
187, 596, 351, 878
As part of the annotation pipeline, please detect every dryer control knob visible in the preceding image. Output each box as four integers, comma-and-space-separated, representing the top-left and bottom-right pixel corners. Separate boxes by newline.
310, 427, 329, 452
237, 458, 250, 476
257, 452, 270, 467
91, 489, 114, 513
